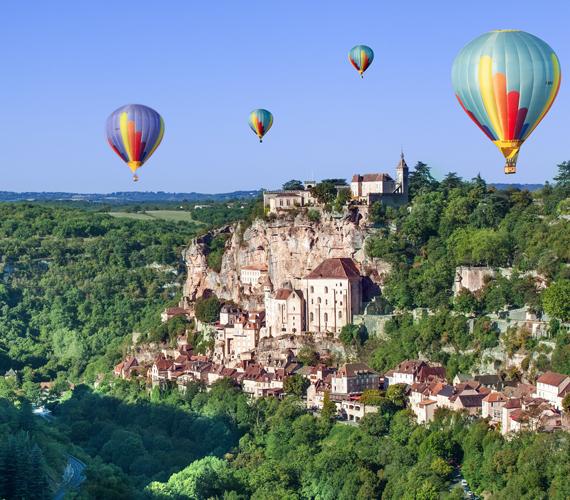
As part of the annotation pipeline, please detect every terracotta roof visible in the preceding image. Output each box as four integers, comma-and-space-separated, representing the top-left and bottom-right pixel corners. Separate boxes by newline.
305, 258, 361, 280
537, 371, 569, 388
336, 363, 377, 377
483, 391, 508, 403
504, 398, 521, 409
274, 288, 292, 300
154, 357, 174, 371
351, 173, 394, 183
509, 408, 525, 422
394, 360, 426, 374
417, 365, 446, 383
418, 399, 437, 407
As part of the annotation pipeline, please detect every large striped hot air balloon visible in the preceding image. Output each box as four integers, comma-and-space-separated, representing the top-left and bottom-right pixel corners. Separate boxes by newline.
106, 104, 165, 181
349, 45, 374, 78
248, 109, 273, 143
452, 30, 561, 174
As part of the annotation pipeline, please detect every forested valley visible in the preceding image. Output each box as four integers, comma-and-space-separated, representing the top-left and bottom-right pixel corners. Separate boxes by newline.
0, 162, 569, 499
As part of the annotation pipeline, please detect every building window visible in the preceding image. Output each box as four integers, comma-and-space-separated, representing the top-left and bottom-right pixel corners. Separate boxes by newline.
324, 313, 328, 323
338, 310, 342, 319
324, 286, 328, 294
310, 312, 314, 322
279, 200, 283, 206
310, 286, 314, 293
318, 297, 321, 304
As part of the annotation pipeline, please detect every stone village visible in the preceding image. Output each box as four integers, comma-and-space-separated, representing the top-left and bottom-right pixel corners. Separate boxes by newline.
114, 155, 570, 435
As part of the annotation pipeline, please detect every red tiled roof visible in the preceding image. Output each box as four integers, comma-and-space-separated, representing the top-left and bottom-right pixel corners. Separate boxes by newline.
305, 258, 361, 280
275, 288, 293, 300
394, 360, 426, 374
336, 363, 377, 377
483, 392, 508, 403
154, 357, 174, 371
504, 398, 521, 409
351, 173, 394, 182
537, 371, 568, 387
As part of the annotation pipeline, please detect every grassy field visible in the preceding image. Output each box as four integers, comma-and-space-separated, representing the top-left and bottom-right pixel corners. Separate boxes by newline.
108, 210, 206, 223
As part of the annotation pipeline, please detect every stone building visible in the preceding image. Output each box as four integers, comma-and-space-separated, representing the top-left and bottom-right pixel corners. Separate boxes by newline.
240, 264, 268, 286
263, 181, 316, 214
331, 363, 379, 394
304, 258, 362, 334
350, 153, 409, 206
214, 309, 265, 363
263, 257, 364, 337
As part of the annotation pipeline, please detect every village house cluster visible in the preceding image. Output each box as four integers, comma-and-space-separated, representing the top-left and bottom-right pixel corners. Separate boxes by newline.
114, 342, 570, 434
387, 360, 570, 435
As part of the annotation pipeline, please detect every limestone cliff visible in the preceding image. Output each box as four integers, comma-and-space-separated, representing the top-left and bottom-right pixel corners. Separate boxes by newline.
182, 213, 389, 309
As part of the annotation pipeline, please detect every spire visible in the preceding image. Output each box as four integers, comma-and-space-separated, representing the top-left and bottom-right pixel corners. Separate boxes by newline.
397, 148, 408, 170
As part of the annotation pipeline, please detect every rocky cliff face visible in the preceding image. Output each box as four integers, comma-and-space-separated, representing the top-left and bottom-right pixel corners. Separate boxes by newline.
182, 213, 389, 308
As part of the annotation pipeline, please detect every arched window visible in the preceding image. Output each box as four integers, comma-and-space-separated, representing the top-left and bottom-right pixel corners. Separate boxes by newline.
324, 312, 328, 323
318, 297, 321, 304
310, 312, 314, 322
310, 286, 314, 293
324, 286, 328, 294
338, 310, 342, 319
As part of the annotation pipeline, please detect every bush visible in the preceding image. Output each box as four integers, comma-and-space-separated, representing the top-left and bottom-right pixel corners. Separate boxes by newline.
194, 296, 221, 324
307, 209, 321, 223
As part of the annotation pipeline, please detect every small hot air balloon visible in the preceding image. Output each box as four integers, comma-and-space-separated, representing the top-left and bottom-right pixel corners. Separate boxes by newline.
349, 45, 374, 78
249, 109, 273, 142
106, 104, 165, 181
452, 30, 561, 174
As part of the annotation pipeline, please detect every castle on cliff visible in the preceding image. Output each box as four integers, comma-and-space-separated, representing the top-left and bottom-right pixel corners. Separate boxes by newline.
263, 153, 409, 214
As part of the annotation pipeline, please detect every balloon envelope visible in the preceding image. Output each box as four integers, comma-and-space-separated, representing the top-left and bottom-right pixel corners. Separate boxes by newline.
452, 30, 561, 174
349, 45, 374, 77
106, 104, 165, 177
249, 109, 273, 142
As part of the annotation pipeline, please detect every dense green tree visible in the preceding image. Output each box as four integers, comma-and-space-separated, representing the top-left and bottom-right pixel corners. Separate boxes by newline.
408, 162, 438, 199
542, 279, 570, 322
339, 323, 367, 347
283, 374, 309, 397
194, 295, 222, 324
282, 180, 304, 191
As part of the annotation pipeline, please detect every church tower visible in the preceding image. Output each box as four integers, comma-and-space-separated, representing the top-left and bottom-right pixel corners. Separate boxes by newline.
396, 150, 409, 201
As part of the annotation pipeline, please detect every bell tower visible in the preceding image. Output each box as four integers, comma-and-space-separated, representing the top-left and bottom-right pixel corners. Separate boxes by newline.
396, 150, 409, 200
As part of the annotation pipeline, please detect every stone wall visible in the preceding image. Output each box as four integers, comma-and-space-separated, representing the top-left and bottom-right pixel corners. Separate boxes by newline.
182, 213, 390, 309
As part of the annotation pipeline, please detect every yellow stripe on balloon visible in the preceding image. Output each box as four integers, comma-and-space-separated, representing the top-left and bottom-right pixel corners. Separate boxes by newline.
478, 55, 504, 140
120, 112, 133, 161
523, 53, 562, 140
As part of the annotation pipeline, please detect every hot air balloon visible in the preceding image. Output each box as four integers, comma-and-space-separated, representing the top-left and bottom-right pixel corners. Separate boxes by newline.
249, 109, 273, 142
452, 30, 561, 174
349, 45, 374, 78
106, 104, 165, 181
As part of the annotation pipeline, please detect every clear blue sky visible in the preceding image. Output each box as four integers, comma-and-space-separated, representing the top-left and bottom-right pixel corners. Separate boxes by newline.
0, 1, 568, 192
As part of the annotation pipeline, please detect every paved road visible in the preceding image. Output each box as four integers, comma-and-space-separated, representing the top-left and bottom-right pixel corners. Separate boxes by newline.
449, 467, 479, 499
53, 455, 86, 500
32, 406, 86, 499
